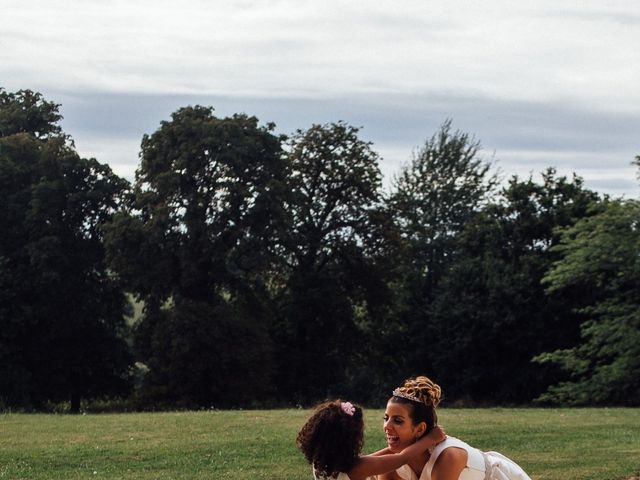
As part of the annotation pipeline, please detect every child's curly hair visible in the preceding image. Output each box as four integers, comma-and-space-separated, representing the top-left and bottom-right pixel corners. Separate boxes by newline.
296, 400, 364, 479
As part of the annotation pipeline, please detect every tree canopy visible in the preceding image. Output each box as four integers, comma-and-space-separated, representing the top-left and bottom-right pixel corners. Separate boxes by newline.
0, 88, 132, 411
428, 170, 601, 402
383, 120, 499, 379
535, 199, 640, 405
272, 122, 386, 403
2, 87, 637, 410
104, 106, 288, 407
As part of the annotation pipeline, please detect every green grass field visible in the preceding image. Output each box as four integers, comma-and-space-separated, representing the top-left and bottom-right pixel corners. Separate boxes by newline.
1, 408, 638, 480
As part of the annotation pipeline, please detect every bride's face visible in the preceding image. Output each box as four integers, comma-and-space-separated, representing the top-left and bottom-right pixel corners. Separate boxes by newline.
383, 400, 424, 452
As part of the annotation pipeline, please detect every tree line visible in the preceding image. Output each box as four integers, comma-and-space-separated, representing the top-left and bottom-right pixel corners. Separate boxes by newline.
1, 88, 638, 412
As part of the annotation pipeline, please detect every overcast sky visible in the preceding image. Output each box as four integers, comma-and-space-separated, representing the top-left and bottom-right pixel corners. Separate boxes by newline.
3, 0, 639, 197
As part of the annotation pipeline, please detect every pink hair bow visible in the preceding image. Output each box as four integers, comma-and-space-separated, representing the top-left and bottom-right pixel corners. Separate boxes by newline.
341, 401, 356, 416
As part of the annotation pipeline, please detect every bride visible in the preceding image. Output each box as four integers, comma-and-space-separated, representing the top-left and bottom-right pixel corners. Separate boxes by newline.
380, 376, 532, 480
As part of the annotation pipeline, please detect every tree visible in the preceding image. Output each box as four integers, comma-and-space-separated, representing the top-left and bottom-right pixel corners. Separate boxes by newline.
428, 170, 600, 403
130, 297, 275, 408
272, 122, 386, 403
383, 120, 499, 376
534, 199, 640, 405
0, 88, 132, 411
104, 106, 288, 407
0, 88, 62, 139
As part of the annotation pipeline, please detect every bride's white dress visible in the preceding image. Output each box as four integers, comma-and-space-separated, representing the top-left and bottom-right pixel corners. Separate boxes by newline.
395, 437, 531, 480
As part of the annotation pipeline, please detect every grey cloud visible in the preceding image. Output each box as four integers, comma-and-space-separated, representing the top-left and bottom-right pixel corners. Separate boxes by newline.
542, 7, 640, 26
586, 177, 638, 191
47, 88, 639, 197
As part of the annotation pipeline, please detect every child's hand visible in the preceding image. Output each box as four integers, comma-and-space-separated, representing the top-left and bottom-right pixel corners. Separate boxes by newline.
402, 425, 447, 457
425, 425, 446, 445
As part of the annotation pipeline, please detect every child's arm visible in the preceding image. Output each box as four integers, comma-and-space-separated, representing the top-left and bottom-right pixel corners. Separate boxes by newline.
368, 447, 392, 456
368, 426, 445, 457
350, 426, 446, 478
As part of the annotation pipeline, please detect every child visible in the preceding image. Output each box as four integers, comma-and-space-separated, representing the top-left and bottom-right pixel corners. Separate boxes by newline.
297, 399, 446, 480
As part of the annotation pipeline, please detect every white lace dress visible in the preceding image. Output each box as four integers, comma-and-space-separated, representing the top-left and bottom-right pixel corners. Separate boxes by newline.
395, 437, 531, 480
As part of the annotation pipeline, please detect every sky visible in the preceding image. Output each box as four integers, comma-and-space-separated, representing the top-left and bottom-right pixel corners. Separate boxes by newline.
3, 0, 639, 197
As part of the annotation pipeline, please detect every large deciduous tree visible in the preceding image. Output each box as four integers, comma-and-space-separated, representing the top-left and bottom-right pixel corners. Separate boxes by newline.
272, 122, 386, 403
104, 106, 288, 407
428, 170, 600, 403
0, 89, 132, 411
384, 120, 499, 376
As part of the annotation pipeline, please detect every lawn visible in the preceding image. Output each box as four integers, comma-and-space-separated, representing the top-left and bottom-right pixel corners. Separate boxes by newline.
0, 408, 638, 480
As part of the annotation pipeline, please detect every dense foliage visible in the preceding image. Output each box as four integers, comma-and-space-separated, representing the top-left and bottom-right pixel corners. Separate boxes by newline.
534, 199, 640, 405
103, 106, 288, 407
0, 89, 132, 411
1, 88, 638, 409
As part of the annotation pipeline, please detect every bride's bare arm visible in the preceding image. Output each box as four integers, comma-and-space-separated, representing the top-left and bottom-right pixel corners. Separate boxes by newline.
431, 447, 467, 480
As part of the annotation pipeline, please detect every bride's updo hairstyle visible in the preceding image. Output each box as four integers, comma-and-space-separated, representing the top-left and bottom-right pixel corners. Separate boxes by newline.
390, 376, 442, 433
